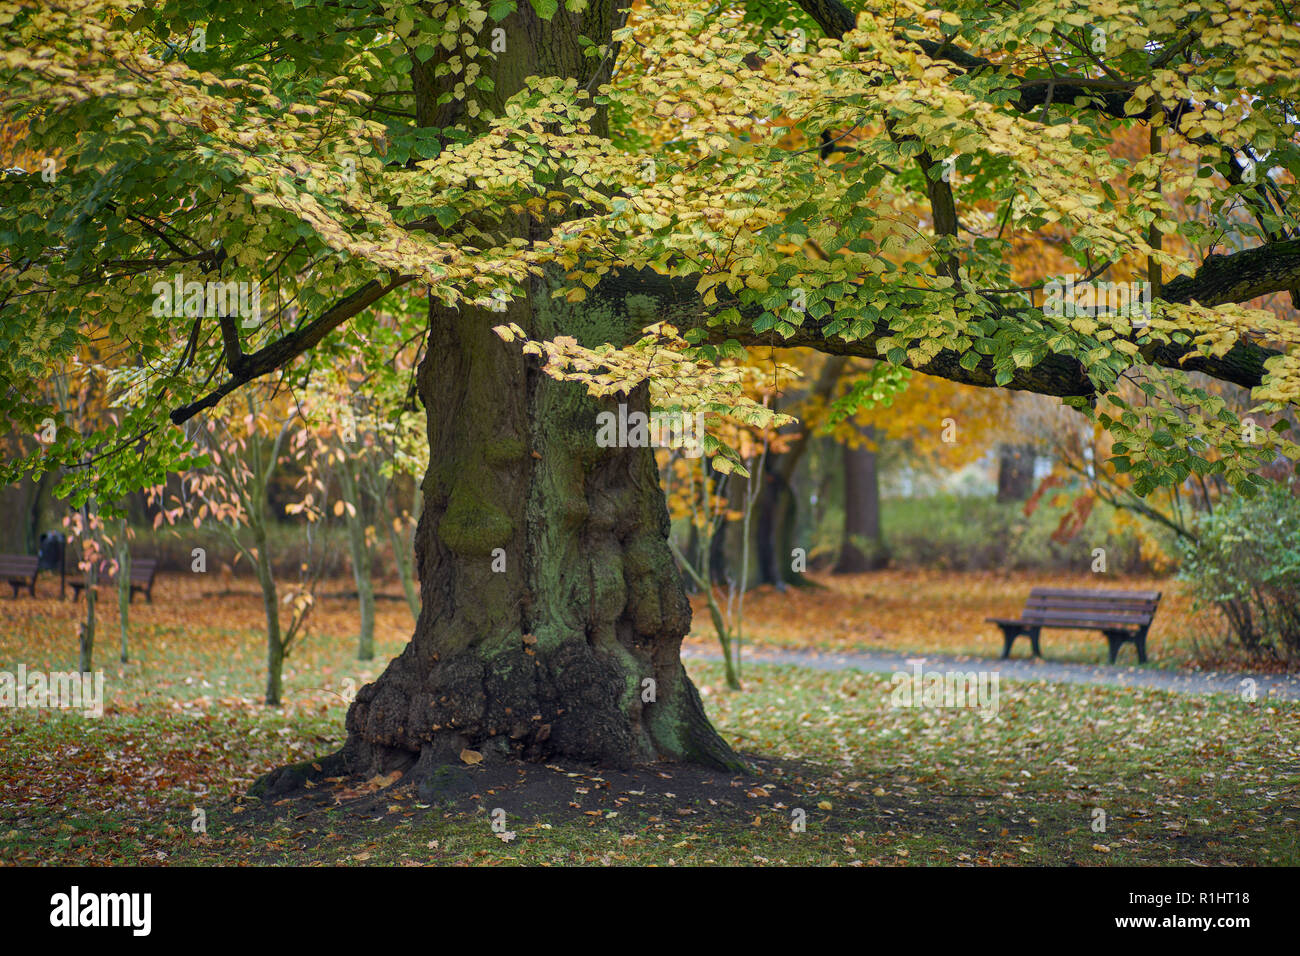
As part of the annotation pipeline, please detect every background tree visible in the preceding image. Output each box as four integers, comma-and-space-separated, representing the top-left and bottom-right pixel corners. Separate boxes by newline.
300, 344, 425, 657
170, 389, 325, 705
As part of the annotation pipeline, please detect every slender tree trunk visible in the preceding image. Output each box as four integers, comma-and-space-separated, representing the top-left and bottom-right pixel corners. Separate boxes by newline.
115, 516, 130, 663
78, 501, 98, 673
833, 431, 889, 573
251, 518, 284, 706
338, 463, 375, 660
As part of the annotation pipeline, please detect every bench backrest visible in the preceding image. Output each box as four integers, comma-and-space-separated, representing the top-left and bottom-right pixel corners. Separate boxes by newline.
0, 554, 39, 578
128, 559, 157, 584
1021, 588, 1160, 629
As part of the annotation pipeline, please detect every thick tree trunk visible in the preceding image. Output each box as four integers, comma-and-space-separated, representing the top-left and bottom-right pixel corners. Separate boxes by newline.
833, 432, 889, 573
340, 295, 742, 775
264, 1, 741, 784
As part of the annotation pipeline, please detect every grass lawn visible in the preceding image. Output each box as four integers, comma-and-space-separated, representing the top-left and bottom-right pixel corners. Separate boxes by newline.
2, 573, 1296, 866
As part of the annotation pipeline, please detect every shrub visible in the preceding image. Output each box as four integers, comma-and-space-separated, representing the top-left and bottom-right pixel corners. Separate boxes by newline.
879, 493, 1164, 573
1178, 480, 1300, 659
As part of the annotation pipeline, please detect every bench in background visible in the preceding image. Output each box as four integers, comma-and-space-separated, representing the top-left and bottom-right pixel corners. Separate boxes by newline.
988, 587, 1161, 664
0, 554, 39, 598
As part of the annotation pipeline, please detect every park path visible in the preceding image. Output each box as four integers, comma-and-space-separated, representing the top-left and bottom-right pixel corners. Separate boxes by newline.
681, 646, 1300, 701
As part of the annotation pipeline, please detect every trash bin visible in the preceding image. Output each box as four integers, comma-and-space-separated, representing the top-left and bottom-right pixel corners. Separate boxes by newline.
37, 530, 66, 598
37, 531, 65, 570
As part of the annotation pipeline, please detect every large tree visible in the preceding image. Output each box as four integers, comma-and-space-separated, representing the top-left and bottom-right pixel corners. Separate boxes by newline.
3, 0, 1299, 776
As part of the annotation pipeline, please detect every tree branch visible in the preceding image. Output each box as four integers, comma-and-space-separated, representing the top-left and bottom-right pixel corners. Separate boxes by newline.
169, 276, 413, 424
591, 266, 1281, 399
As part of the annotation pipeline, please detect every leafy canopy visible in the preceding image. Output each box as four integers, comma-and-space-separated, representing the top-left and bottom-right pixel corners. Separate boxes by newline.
1, 0, 1298, 504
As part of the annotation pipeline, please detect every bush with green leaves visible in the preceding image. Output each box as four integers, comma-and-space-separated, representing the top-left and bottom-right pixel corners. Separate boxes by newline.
1178, 480, 1300, 659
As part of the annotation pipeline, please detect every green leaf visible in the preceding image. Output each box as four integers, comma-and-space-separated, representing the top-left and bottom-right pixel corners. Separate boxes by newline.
529, 0, 558, 19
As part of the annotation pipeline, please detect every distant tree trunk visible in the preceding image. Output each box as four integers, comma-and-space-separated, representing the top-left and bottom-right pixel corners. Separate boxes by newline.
387, 481, 421, 621
680, 520, 700, 593
997, 443, 1037, 503
755, 464, 782, 587
758, 357, 848, 586
833, 431, 888, 573
241, 424, 288, 707
0, 471, 52, 554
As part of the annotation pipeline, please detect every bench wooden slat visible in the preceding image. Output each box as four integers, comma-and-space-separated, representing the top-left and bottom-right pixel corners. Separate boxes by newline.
1026, 605, 1158, 619
1002, 611, 1154, 627
1024, 600, 1157, 614
1026, 595, 1159, 608
1028, 587, 1161, 601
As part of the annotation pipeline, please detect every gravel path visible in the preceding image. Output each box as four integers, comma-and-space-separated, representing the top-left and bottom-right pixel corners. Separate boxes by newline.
682, 647, 1300, 701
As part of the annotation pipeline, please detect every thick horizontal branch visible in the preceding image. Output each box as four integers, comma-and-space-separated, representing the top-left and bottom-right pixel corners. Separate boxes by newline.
168, 276, 412, 424
1161, 238, 1300, 308
592, 268, 1279, 398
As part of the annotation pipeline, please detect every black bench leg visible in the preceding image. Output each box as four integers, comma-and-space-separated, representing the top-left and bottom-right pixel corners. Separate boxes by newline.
1105, 630, 1128, 664
1135, 629, 1148, 664
1028, 627, 1042, 658
999, 626, 1019, 659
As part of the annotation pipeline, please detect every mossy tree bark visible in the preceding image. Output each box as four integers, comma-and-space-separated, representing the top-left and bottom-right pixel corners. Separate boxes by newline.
336, 2, 742, 776
342, 292, 742, 773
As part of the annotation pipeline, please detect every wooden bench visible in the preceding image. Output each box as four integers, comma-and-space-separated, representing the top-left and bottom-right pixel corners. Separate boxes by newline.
0, 554, 39, 598
988, 587, 1161, 664
71, 558, 158, 604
